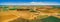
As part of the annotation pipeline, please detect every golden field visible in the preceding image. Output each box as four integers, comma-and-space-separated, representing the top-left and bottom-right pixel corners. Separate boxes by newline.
0, 5, 60, 22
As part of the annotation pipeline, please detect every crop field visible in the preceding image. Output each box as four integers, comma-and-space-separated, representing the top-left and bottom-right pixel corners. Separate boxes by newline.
0, 5, 60, 22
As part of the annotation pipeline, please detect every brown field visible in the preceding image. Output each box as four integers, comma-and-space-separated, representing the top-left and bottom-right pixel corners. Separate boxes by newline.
0, 5, 60, 22
0, 10, 60, 22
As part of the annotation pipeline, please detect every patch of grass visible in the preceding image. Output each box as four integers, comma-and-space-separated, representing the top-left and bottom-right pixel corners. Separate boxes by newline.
9, 8, 16, 10
37, 15, 48, 19
41, 16, 60, 22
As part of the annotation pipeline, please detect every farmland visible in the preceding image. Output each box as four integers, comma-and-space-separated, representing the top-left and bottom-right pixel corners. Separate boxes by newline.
0, 5, 60, 22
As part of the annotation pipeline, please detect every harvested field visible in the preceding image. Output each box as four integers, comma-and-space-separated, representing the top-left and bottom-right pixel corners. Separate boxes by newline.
0, 5, 60, 22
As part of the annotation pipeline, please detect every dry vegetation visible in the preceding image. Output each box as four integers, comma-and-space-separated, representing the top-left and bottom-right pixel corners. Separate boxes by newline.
0, 5, 60, 22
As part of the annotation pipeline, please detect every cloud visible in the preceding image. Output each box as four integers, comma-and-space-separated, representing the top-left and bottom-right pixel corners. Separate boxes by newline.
0, 2, 60, 5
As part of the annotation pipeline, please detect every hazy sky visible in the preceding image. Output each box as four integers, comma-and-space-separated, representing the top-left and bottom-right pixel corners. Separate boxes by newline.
0, 0, 60, 5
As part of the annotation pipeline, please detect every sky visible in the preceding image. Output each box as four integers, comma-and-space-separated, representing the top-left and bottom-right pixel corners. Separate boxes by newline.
0, 0, 60, 5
